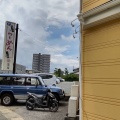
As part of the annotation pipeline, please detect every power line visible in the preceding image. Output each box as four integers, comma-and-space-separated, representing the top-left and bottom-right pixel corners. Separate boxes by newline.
18, 28, 69, 53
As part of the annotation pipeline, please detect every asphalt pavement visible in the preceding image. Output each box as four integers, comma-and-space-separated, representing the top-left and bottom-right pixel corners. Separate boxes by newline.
0, 113, 7, 120
0, 105, 24, 120
0, 101, 68, 120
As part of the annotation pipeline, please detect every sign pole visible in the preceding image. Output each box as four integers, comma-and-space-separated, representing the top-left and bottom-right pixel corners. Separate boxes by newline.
13, 24, 19, 74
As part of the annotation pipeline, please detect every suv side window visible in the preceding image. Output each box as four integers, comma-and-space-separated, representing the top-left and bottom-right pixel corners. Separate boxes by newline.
0, 76, 11, 85
12, 77, 25, 85
26, 77, 41, 86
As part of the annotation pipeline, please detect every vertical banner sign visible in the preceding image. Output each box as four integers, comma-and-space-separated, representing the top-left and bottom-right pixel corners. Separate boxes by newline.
2, 21, 16, 71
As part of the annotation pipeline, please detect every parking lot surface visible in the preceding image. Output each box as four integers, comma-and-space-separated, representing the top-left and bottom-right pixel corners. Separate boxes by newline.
0, 101, 68, 120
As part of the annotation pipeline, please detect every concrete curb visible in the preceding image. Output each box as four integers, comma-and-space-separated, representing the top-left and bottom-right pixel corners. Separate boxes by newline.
0, 106, 24, 120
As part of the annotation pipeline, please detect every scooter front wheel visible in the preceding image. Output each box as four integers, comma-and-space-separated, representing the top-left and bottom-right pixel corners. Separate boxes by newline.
49, 101, 59, 112
26, 97, 35, 110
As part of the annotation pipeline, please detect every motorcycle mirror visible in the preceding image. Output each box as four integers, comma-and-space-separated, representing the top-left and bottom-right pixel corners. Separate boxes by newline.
52, 84, 56, 86
47, 89, 52, 92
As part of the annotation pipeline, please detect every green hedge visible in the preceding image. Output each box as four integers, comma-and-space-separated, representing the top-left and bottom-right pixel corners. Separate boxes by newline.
62, 73, 79, 82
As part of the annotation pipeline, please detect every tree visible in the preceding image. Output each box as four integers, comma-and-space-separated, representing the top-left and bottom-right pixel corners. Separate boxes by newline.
63, 73, 79, 82
64, 68, 69, 75
54, 68, 58, 76
54, 68, 79, 82
54, 68, 64, 77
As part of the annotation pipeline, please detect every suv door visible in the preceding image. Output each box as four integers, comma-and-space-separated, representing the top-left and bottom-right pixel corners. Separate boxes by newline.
0, 76, 26, 100
11, 76, 26, 100
25, 77, 48, 96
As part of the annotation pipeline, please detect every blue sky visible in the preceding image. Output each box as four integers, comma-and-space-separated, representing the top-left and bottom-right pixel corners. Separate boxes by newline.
0, 0, 80, 72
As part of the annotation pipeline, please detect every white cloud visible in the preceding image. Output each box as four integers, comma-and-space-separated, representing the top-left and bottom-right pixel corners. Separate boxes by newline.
0, 0, 79, 72
61, 35, 75, 41
45, 45, 70, 54
51, 54, 79, 72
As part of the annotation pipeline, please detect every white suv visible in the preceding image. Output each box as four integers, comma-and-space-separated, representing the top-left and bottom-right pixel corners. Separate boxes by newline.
34, 73, 60, 86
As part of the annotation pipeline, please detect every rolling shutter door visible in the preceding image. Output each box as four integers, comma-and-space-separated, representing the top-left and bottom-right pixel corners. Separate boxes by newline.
82, 18, 120, 120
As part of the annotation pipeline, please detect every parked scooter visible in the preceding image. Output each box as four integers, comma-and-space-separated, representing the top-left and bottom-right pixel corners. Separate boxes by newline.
26, 89, 59, 112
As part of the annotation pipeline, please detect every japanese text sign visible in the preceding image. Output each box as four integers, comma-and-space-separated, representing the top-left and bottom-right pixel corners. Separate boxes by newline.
2, 21, 16, 70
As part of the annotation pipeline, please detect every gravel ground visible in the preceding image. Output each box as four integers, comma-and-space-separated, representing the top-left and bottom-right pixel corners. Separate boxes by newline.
7, 101, 68, 120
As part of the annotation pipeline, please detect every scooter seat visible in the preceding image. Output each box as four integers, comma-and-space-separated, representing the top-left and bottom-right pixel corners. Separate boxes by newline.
32, 93, 44, 98
37, 95, 44, 99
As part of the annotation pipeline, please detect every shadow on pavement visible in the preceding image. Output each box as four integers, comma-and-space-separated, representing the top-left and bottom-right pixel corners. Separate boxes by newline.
30, 108, 50, 112
0, 100, 68, 107
59, 102, 68, 107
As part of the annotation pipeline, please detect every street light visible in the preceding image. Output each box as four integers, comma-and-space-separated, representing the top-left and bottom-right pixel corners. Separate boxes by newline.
75, 25, 80, 33
71, 18, 78, 27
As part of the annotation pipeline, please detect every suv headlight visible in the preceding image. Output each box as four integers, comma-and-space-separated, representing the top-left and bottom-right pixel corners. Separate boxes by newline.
60, 89, 64, 94
60, 89, 62, 93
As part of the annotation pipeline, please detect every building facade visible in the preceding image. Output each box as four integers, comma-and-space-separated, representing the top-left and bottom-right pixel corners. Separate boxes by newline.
26, 69, 40, 74
32, 53, 50, 73
0, 59, 26, 74
78, 0, 120, 120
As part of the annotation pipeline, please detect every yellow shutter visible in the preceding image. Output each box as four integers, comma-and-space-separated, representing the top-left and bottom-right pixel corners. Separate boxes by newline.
82, 18, 120, 120
82, 0, 110, 12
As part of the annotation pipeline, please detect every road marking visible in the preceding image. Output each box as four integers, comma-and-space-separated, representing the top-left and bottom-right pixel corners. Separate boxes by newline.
0, 106, 24, 120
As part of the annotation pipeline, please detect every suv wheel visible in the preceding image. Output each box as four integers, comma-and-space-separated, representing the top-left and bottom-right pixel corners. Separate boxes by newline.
1, 94, 14, 106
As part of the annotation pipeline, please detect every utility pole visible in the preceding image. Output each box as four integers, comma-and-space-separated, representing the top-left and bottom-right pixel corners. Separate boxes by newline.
13, 24, 19, 74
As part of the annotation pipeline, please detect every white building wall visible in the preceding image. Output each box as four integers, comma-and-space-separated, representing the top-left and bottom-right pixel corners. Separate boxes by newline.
0, 59, 26, 74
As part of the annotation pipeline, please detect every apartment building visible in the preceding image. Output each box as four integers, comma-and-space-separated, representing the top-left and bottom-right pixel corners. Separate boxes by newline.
32, 53, 50, 73
78, 0, 120, 120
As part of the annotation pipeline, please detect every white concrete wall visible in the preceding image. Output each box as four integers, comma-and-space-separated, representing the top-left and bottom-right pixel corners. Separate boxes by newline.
68, 84, 79, 118
68, 97, 78, 117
